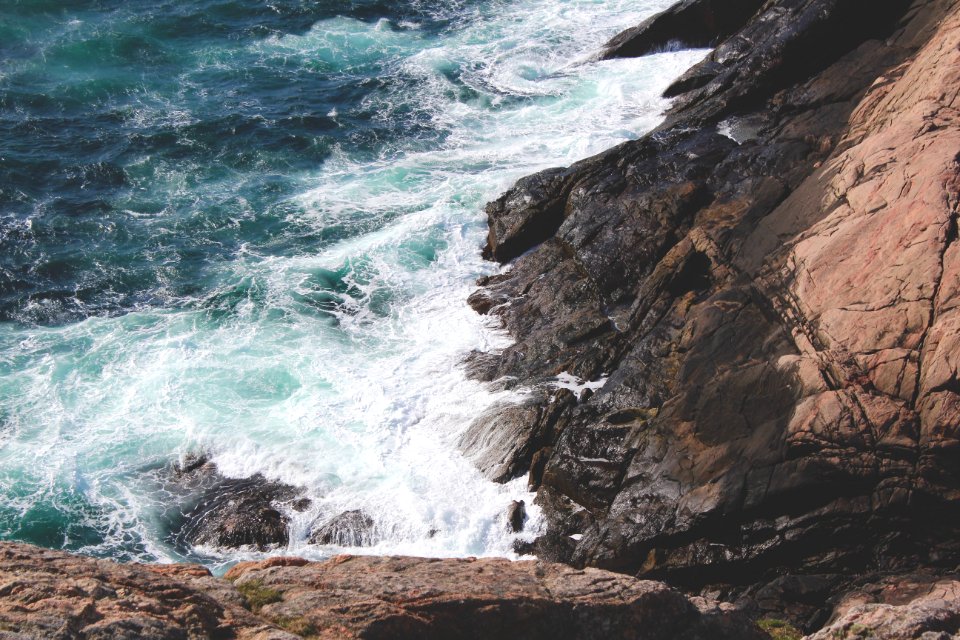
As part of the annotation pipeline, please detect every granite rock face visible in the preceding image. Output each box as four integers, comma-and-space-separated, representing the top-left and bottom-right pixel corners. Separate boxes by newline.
466, 0, 960, 617
0, 542, 764, 640
0, 543, 296, 640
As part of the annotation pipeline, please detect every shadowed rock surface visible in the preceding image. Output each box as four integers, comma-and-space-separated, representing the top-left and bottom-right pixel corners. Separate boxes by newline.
600, 0, 765, 60
0, 542, 764, 639
465, 0, 960, 628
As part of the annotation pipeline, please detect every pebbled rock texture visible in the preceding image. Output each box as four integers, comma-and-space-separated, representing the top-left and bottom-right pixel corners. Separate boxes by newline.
466, 0, 960, 621
0, 542, 763, 640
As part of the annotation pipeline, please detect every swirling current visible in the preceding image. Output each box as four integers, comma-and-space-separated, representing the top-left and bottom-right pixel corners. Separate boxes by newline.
0, 0, 706, 569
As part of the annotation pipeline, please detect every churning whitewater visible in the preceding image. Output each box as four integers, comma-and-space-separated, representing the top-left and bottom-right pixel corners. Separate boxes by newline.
0, 0, 706, 569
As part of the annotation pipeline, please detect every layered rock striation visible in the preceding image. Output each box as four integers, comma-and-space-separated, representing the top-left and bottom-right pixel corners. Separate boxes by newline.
466, 0, 960, 625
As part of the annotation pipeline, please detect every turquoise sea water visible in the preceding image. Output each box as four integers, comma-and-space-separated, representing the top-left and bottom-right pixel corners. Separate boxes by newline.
0, 0, 706, 567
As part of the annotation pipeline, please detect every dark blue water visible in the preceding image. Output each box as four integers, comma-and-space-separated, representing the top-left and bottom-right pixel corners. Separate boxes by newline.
1, 0, 477, 326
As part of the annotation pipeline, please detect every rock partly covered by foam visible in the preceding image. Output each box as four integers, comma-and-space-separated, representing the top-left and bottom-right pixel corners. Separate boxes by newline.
307, 509, 376, 546
159, 456, 306, 552
467, 0, 960, 628
0, 542, 764, 639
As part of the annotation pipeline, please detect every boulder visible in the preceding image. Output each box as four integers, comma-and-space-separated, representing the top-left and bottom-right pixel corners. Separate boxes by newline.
159, 456, 303, 551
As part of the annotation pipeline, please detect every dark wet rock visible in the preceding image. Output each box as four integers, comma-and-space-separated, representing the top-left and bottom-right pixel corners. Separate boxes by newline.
178, 475, 297, 551
290, 497, 312, 512
468, 0, 960, 620
507, 499, 526, 532
174, 452, 213, 476
600, 0, 765, 60
661, 0, 915, 121
458, 391, 563, 482
482, 167, 571, 263
308, 509, 376, 546
160, 457, 302, 552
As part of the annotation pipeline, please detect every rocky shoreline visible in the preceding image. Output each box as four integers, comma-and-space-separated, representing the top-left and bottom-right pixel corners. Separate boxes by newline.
5, 0, 960, 637
463, 0, 960, 630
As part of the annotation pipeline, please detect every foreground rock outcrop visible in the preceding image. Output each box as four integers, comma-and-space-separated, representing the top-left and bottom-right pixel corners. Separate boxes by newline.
0, 542, 763, 639
807, 572, 960, 640
466, 0, 960, 628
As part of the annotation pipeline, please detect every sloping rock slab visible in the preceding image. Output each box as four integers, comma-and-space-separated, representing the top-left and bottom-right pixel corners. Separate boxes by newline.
600, 0, 765, 60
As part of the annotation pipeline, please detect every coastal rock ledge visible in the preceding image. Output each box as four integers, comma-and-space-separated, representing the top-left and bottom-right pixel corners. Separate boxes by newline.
0, 542, 762, 639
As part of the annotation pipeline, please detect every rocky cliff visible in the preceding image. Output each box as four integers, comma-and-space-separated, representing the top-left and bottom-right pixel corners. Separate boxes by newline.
4, 0, 960, 637
464, 0, 960, 630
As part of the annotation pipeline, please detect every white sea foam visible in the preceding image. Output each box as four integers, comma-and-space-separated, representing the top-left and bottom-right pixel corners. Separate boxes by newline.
0, 0, 708, 566
551, 372, 610, 400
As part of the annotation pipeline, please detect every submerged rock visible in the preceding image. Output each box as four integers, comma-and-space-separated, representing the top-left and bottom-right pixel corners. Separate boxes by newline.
308, 509, 376, 546
507, 499, 526, 532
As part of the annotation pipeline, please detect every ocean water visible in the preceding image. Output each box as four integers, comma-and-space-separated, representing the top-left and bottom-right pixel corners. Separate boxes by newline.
0, 0, 706, 569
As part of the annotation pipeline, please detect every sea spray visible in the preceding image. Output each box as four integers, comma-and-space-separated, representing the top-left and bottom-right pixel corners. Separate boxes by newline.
0, 0, 707, 568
